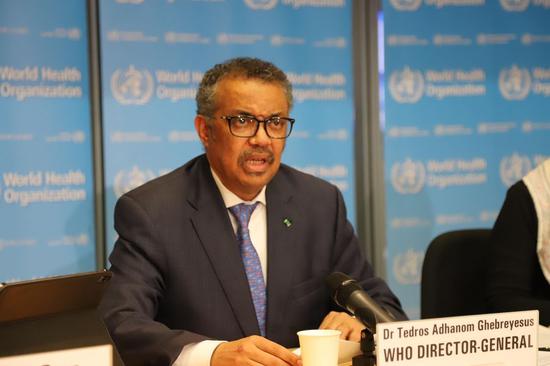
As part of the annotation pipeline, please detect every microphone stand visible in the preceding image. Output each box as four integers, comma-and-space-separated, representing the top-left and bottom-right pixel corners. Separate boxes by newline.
352, 329, 376, 366
353, 311, 377, 366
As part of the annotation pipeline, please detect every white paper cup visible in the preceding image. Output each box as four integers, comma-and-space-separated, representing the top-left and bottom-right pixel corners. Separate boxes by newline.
297, 329, 341, 366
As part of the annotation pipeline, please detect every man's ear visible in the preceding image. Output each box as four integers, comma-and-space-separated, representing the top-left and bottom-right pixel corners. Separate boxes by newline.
194, 115, 210, 147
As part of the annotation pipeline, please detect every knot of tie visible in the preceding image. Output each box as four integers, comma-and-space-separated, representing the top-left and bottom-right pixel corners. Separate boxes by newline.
229, 202, 259, 235
228, 202, 266, 336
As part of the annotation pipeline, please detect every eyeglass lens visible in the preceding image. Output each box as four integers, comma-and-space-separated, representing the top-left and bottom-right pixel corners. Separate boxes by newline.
229, 116, 291, 138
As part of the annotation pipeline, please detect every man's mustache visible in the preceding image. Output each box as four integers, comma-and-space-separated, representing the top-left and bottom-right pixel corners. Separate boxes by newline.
239, 148, 275, 164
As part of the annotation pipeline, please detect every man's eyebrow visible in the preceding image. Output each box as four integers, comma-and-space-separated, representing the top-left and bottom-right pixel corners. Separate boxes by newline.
233, 111, 283, 118
233, 110, 254, 116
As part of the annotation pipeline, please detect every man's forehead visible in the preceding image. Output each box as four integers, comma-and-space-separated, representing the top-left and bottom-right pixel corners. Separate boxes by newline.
215, 77, 288, 102
210, 76, 290, 115
218, 75, 281, 88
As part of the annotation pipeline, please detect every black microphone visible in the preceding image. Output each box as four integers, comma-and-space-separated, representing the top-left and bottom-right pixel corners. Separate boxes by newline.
326, 272, 394, 334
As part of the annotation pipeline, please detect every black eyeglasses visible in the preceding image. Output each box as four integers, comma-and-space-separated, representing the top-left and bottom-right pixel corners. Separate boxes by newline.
220, 115, 295, 139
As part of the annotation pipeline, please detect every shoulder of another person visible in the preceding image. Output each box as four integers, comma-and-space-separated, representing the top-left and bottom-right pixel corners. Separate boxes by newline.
509, 180, 531, 202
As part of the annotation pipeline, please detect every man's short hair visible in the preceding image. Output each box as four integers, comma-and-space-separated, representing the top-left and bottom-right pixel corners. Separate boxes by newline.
196, 57, 293, 117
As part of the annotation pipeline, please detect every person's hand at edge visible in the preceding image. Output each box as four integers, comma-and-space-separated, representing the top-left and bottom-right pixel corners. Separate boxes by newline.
211, 335, 301, 366
319, 311, 364, 342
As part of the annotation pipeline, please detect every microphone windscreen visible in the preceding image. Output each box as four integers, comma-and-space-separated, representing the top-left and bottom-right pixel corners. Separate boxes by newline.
325, 272, 360, 307
325, 271, 349, 293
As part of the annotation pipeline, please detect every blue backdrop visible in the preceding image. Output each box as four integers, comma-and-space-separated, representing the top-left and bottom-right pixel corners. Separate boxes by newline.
0, 0, 95, 282
383, 0, 550, 318
99, 0, 356, 253
0, 0, 355, 283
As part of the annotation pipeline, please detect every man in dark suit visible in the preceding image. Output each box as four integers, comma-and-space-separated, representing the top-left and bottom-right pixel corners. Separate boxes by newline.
100, 57, 406, 366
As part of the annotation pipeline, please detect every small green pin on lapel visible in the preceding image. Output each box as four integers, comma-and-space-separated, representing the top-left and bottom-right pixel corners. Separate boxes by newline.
283, 217, 292, 228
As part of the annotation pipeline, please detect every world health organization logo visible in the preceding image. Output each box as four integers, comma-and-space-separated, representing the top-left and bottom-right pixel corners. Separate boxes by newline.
499, 153, 532, 187
389, 67, 424, 104
393, 249, 424, 285
244, 0, 277, 10
500, 0, 530, 11
114, 166, 157, 198
499, 65, 531, 100
389, 0, 422, 11
111, 65, 154, 105
391, 158, 426, 194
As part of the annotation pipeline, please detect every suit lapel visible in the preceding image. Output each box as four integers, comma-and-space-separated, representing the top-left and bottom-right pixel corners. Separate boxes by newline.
188, 157, 260, 336
265, 170, 299, 339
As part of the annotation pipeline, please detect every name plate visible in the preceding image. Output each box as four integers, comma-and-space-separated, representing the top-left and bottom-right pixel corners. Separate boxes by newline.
0, 344, 112, 366
376, 310, 538, 366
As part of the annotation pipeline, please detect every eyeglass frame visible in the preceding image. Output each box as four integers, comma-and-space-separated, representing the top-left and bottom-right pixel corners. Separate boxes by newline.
216, 115, 295, 139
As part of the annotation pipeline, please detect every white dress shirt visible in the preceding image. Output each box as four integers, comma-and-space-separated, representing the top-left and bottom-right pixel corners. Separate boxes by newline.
172, 169, 268, 366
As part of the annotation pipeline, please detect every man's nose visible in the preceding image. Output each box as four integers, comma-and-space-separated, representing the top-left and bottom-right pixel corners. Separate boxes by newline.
249, 121, 271, 146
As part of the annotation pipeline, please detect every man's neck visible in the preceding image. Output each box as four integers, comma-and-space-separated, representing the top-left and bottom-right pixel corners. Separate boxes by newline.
210, 168, 267, 207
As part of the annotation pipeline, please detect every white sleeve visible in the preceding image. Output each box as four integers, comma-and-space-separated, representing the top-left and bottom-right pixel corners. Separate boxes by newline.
172, 340, 226, 366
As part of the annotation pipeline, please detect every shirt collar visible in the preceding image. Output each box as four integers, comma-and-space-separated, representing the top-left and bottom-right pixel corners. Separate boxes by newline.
210, 168, 267, 208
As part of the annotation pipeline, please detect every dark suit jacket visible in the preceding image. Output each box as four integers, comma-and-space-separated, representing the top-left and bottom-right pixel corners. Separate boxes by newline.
100, 154, 406, 366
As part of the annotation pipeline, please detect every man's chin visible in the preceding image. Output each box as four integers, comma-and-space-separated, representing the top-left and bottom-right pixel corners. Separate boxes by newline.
246, 170, 268, 177
241, 168, 275, 185
242, 172, 272, 184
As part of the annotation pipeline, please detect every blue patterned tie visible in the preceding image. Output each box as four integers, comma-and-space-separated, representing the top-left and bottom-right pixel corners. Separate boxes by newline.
229, 202, 266, 337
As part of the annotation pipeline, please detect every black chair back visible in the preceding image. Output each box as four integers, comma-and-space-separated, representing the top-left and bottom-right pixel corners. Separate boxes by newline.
421, 229, 491, 319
